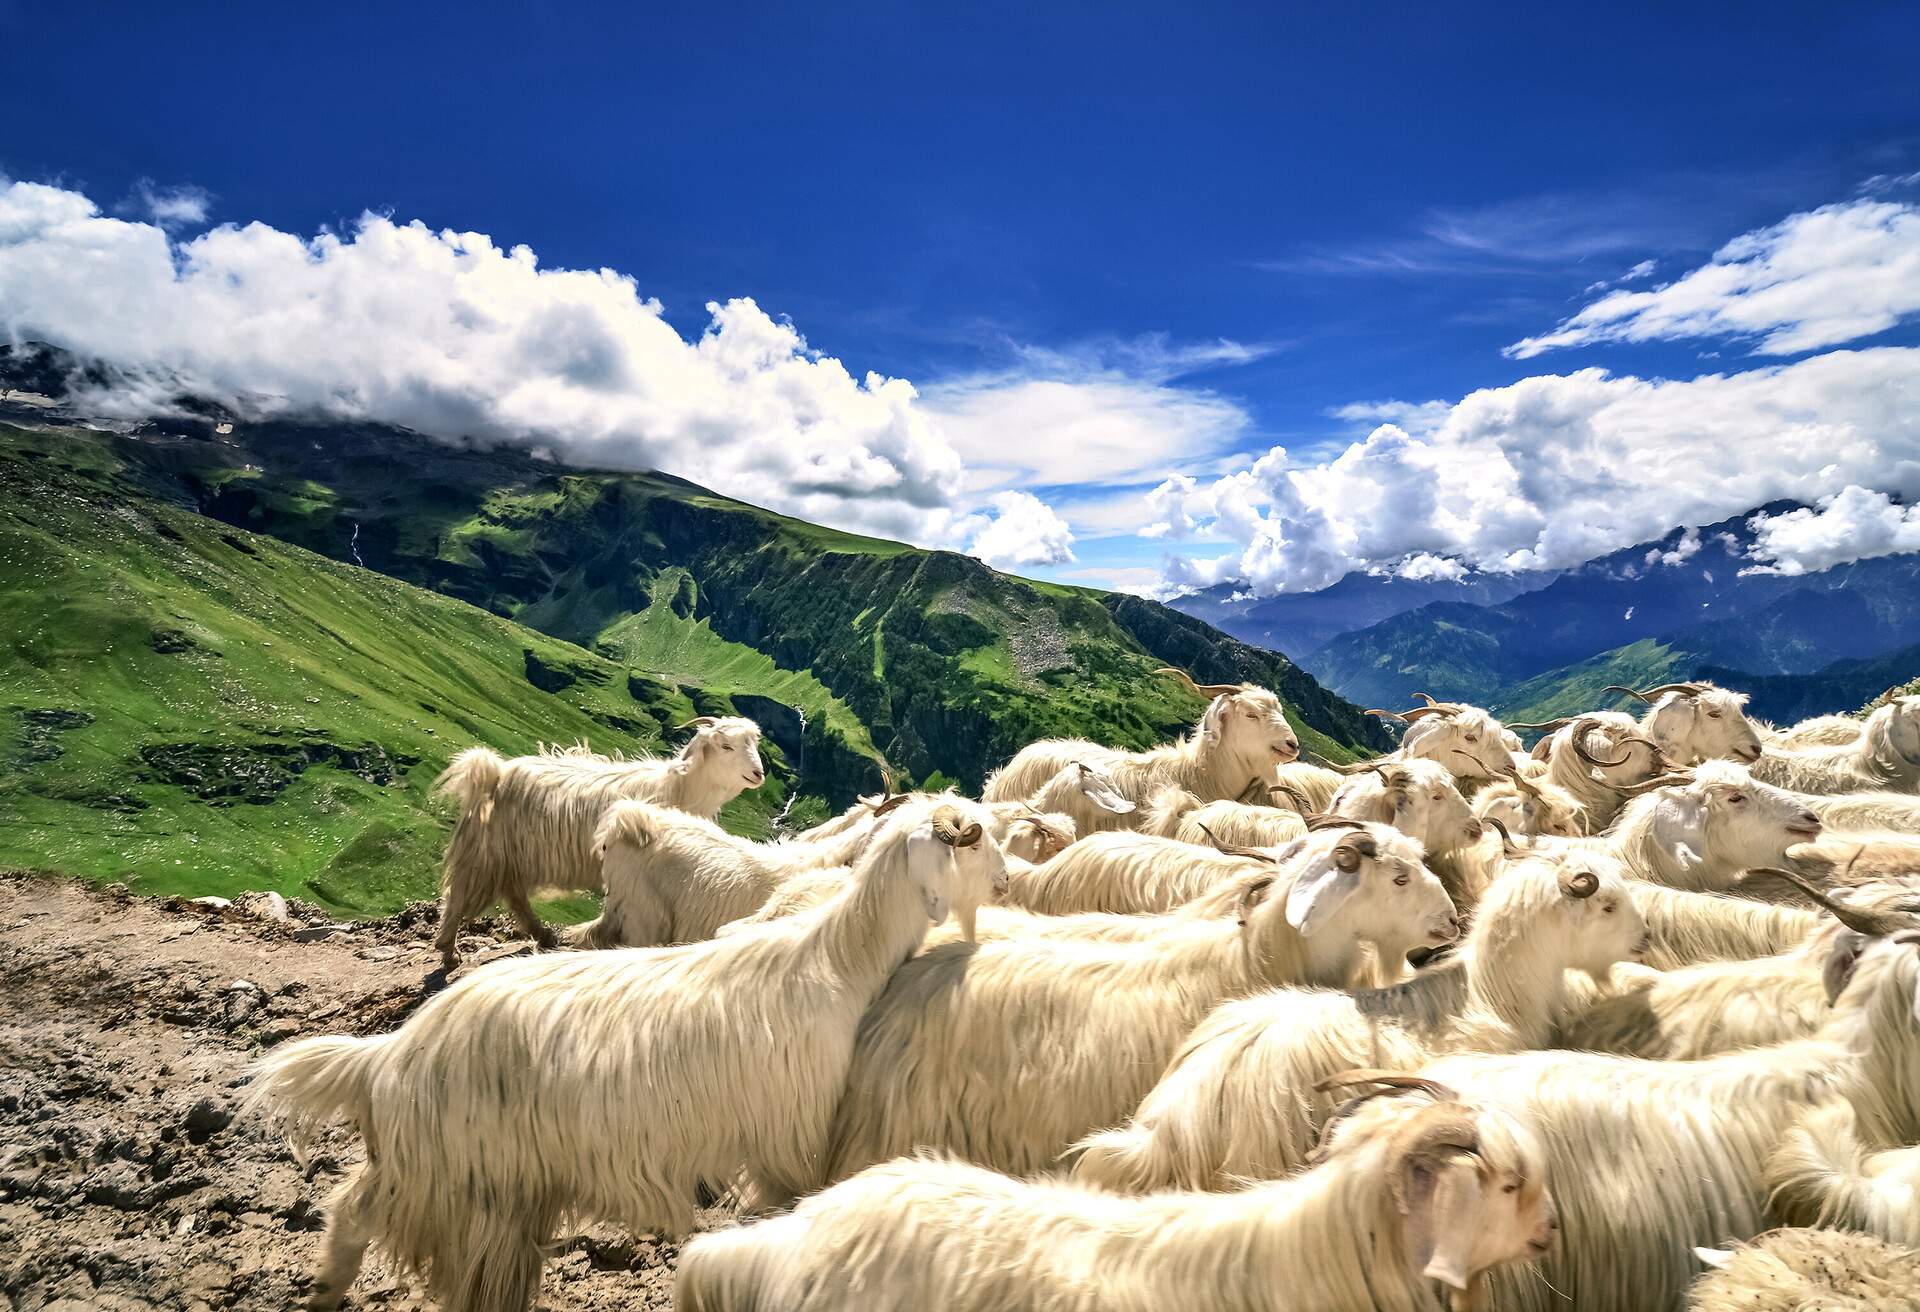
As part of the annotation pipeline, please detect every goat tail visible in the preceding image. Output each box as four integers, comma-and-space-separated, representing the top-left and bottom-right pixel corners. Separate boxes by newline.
435, 746, 506, 825
244, 1033, 388, 1161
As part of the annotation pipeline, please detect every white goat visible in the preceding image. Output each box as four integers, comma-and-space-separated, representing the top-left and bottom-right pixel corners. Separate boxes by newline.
1605, 681, 1766, 766
1367, 694, 1514, 786
575, 800, 882, 948
982, 667, 1300, 833
1405, 927, 1920, 1312
1512, 712, 1674, 831
1471, 769, 1587, 841
678, 1084, 1558, 1312
1767, 1100, 1920, 1246
1559, 868, 1917, 1059
1687, 1227, 1920, 1312
997, 829, 1289, 916
1329, 757, 1485, 857
1072, 853, 1646, 1192
1770, 713, 1867, 748
1566, 759, 1824, 892
431, 717, 766, 967
1751, 695, 1920, 795
818, 822, 1459, 1184
248, 796, 1005, 1312
1140, 785, 1307, 847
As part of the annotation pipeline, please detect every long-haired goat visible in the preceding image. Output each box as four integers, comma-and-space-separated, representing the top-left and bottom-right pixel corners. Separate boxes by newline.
1560, 868, 1918, 1059
1404, 926, 1920, 1312
1329, 757, 1485, 856
1767, 1100, 1920, 1246
248, 796, 1005, 1312
431, 718, 766, 967
1071, 853, 1645, 1193
1140, 784, 1307, 847
1514, 712, 1674, 831
997, 828, 1294, 916
1605, 681, 1765, 766
1472, 768, 1587, 841
1751, 694, 1920, 795
1368, 694, 1514, 786
679, 1082, 1557, 1312
817, 822, 1459, 1185
981, 667, 1300, 832
576, 799, 895, 948
1585, 760, 1823, 892
1687, 1227, 1920, 1312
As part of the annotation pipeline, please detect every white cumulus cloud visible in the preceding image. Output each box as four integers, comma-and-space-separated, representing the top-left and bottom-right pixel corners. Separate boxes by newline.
0, 176, 1073, 568
962, 491, 1077, 569
1508, 198, 1920, 359
1745, 486, 1920, 576
1153, 348, 1920, 594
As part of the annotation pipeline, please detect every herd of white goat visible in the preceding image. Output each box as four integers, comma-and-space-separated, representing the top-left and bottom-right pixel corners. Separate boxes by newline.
247, 669, 1920, 1312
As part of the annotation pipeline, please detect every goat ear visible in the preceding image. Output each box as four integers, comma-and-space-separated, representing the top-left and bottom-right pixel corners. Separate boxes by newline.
1285, 865, 1360, 936
1401, 1152, 1484, 1292
905, 825, 955, 926
1650, 791, 1707, 873
1199, 695, 1230, 744
1822, 930, 1868, 1005
1075, 766, 1137, 814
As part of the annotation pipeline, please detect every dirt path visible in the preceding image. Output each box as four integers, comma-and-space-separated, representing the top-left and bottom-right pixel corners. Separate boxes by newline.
0, 874, 687, 1311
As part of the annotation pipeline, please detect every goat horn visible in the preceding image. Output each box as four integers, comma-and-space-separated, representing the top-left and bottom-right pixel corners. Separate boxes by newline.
1494, 763, 1544, 799
1314, 1068, 1460, 1100
1194, 822, 1276, 863
1365, 708, 1409, 722
928, 805, 982, 848
1558, 867, 1599, 899
1641, 682, 1708, 698
1505, 717, 1575, 732
1269, 783, 1314, 815
1237, 776, 1273, 806
1482, 814, 1522, 858
1737, 867, 1916, 937
676, 716, 719, 731
1398, 705, 1457, 722
1600, 685, 1656, 704
1619, 770, 1695, 795
1304, 814, 1366, 833
1569, 719, 1632, 768
870, 793, 912, 817
1326, 757, 1383, 775
1154, 666, 1242, 698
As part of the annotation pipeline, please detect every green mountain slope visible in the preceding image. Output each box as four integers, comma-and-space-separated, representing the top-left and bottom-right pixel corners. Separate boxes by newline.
0, 411, 1386, 913
1490, 640, 1694, 722
76, 413, 1387, 782
0, 428, 814, 913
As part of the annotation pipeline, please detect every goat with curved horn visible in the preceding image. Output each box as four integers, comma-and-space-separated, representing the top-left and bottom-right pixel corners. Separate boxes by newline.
1567, 718, 1633, 769
1505, 717, 1576, 733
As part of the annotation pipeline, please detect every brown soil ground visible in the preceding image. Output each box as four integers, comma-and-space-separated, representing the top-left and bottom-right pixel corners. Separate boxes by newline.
0, 873, 696, 1311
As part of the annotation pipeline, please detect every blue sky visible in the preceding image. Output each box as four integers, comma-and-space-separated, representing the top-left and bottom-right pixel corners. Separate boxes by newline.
4, 1, 1920, 592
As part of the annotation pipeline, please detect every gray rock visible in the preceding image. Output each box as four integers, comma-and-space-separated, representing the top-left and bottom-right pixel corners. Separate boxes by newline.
290, 924, 347, 943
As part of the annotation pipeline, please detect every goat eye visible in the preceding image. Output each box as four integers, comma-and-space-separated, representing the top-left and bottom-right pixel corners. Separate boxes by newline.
1393, 872, 1410, 887
1726, 792, 1745, 804
1503, 1182, 1521, 1195
1707, 710, 1722, 718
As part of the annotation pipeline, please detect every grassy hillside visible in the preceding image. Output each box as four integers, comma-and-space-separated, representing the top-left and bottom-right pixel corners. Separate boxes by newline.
77, 413, 1386, 783
0, 429, 808, 913
1491, 640, 1692, 722
0, 408, 1387, 912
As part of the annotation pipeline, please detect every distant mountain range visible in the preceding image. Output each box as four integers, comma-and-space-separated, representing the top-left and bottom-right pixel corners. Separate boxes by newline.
1170, 508, 1920, 725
